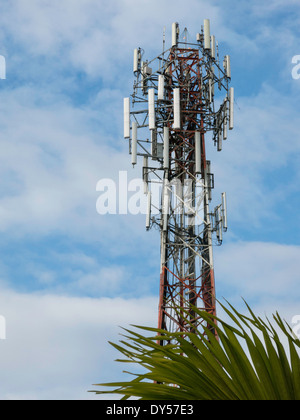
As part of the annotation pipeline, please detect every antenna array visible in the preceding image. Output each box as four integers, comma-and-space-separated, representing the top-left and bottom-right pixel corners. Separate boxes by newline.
124, 20, 233, 339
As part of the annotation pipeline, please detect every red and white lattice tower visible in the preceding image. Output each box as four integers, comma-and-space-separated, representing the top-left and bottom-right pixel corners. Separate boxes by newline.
124, 20, 234, 340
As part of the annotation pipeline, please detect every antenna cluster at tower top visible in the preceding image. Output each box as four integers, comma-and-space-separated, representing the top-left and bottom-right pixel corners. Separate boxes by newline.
123, 19, 233, 241
124, 19, 234, 169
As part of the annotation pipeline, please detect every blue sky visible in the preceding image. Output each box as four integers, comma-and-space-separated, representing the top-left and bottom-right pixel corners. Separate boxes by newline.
0, 0, 299, 400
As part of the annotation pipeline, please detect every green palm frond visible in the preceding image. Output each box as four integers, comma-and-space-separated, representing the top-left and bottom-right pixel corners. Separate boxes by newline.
91, 300, 300, 400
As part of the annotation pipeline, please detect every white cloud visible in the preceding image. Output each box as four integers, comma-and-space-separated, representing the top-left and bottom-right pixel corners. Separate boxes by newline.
75, 265, 130, 295
0, 286, 158, 400
250, 0, 300, 16
0, 86, 129, 238
213, 240, 300, 349
215, 241, 300, 303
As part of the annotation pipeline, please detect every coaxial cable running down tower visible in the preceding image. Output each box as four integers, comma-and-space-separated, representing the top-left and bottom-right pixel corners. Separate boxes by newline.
124, 20, 234, 340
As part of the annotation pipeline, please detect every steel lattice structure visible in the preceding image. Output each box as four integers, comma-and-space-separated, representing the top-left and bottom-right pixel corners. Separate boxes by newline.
124, 21, 234, 340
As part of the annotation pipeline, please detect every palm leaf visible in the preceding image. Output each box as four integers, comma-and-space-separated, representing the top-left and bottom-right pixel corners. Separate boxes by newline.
90, 300, 300, 400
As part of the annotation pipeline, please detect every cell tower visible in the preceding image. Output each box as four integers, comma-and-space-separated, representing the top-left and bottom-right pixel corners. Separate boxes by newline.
124, 20, 233, 340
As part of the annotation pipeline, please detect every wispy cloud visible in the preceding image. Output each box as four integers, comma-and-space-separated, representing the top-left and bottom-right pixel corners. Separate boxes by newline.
215, 241, 300, 301
0, 287, 157, 400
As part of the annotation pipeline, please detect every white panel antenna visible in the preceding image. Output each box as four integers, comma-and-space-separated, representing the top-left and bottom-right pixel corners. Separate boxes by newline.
163, 126, 170, 169
158, 75, 165, 101
123, 97, 130, 138
225, 55, 231, 79
163, 182, 169, 231
172, 22, 179, 47
211, 35, 216, 59
204, 19, 211, 50
195, 131, 201, 174
133, 48, 139, 73
148, 88, 156, 130
173, 88, 181, 129
222, 192, 228, 231
131, 122, 137, 166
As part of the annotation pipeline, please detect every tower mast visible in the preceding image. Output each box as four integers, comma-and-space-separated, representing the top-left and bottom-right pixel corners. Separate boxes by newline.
124, 20, 233, 340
